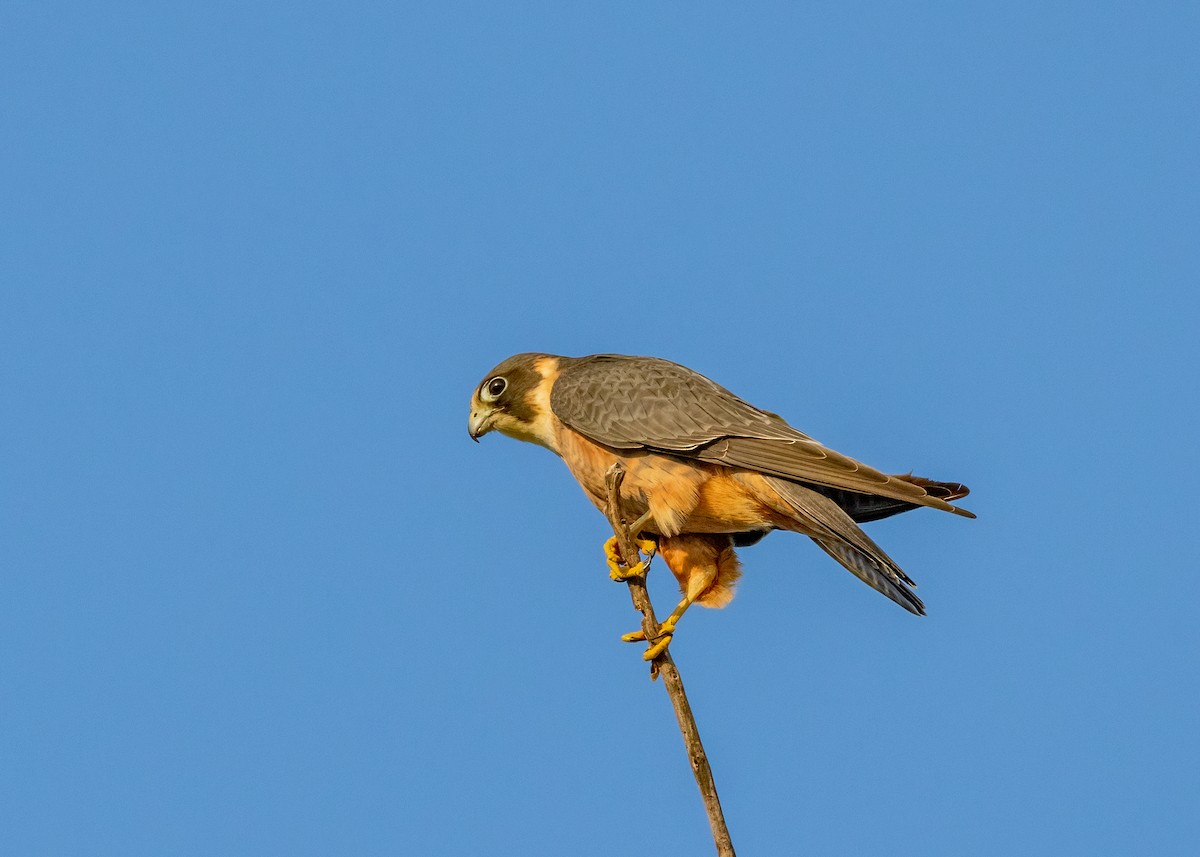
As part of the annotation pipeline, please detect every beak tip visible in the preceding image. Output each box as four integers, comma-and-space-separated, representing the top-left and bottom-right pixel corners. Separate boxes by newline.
468, 411, 487, 442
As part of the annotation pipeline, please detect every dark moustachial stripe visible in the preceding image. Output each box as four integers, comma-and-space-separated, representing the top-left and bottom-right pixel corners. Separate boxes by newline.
477, 352, 553, 426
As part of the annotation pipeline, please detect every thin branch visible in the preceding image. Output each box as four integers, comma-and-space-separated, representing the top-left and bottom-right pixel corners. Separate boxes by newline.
603, 463, 736, 857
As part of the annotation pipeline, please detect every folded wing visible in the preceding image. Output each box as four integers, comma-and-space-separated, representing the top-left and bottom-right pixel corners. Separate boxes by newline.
551, 354, 973, 518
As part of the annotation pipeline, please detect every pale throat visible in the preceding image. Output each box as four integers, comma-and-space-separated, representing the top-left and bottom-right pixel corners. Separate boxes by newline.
497, 416, 558, 451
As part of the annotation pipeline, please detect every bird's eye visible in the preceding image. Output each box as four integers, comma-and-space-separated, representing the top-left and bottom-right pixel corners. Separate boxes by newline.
482, 376, 507, 402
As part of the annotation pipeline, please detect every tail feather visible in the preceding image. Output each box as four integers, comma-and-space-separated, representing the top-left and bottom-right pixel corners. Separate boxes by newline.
812, 538, 925, 615
901, 475, 971, 503
762, 476, 926, 615
811, 475, 973, 524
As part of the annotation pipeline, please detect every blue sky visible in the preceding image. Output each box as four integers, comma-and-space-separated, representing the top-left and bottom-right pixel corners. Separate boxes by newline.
3, 3, 1198, 855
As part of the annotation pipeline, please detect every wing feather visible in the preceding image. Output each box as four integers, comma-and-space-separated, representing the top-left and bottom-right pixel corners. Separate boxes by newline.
767, 476, 925, 614
551, 354, 973, 517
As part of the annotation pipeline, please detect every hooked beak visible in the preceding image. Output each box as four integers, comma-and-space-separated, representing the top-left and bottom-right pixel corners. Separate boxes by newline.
468, 407, 495, 442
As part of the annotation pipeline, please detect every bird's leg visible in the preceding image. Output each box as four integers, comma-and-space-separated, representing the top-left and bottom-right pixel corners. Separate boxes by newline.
621, 592, 696, 660
606, 509, 676, 659
605, 510, 657, 581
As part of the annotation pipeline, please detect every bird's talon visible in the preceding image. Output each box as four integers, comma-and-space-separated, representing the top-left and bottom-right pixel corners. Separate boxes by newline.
603, 537, 623, 563
604, 534, 655, 576
608, 560, 646, 581
622, 626, 673, 659
643, 633, 673, 660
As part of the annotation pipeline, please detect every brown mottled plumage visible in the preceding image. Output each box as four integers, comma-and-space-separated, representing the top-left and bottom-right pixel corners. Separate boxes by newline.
469, 353, 972, 620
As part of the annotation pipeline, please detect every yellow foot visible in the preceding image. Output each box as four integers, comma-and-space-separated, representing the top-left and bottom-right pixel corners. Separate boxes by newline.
643, 633, 673, 660
608, 558, 646, 581
620, 623, 676, 660
604, 536, 656, 581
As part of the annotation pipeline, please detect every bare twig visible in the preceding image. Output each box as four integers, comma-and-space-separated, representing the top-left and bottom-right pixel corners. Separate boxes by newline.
603, 463, 736, 857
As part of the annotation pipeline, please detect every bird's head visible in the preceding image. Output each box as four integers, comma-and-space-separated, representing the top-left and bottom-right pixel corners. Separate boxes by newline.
469, 352, 561, 449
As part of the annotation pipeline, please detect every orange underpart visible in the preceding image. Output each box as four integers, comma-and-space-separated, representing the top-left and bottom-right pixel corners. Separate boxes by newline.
657, 534, 744, 609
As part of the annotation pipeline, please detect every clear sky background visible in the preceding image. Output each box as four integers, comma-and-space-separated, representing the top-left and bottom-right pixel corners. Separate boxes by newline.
3, 3, 1198, 855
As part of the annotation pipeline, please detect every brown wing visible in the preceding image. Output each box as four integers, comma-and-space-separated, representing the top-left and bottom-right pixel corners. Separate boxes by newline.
551, 354, 974, 518
696, 437, 974, 517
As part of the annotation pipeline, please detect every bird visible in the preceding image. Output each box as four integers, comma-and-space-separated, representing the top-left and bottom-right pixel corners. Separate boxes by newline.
469, 352, 973, 659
